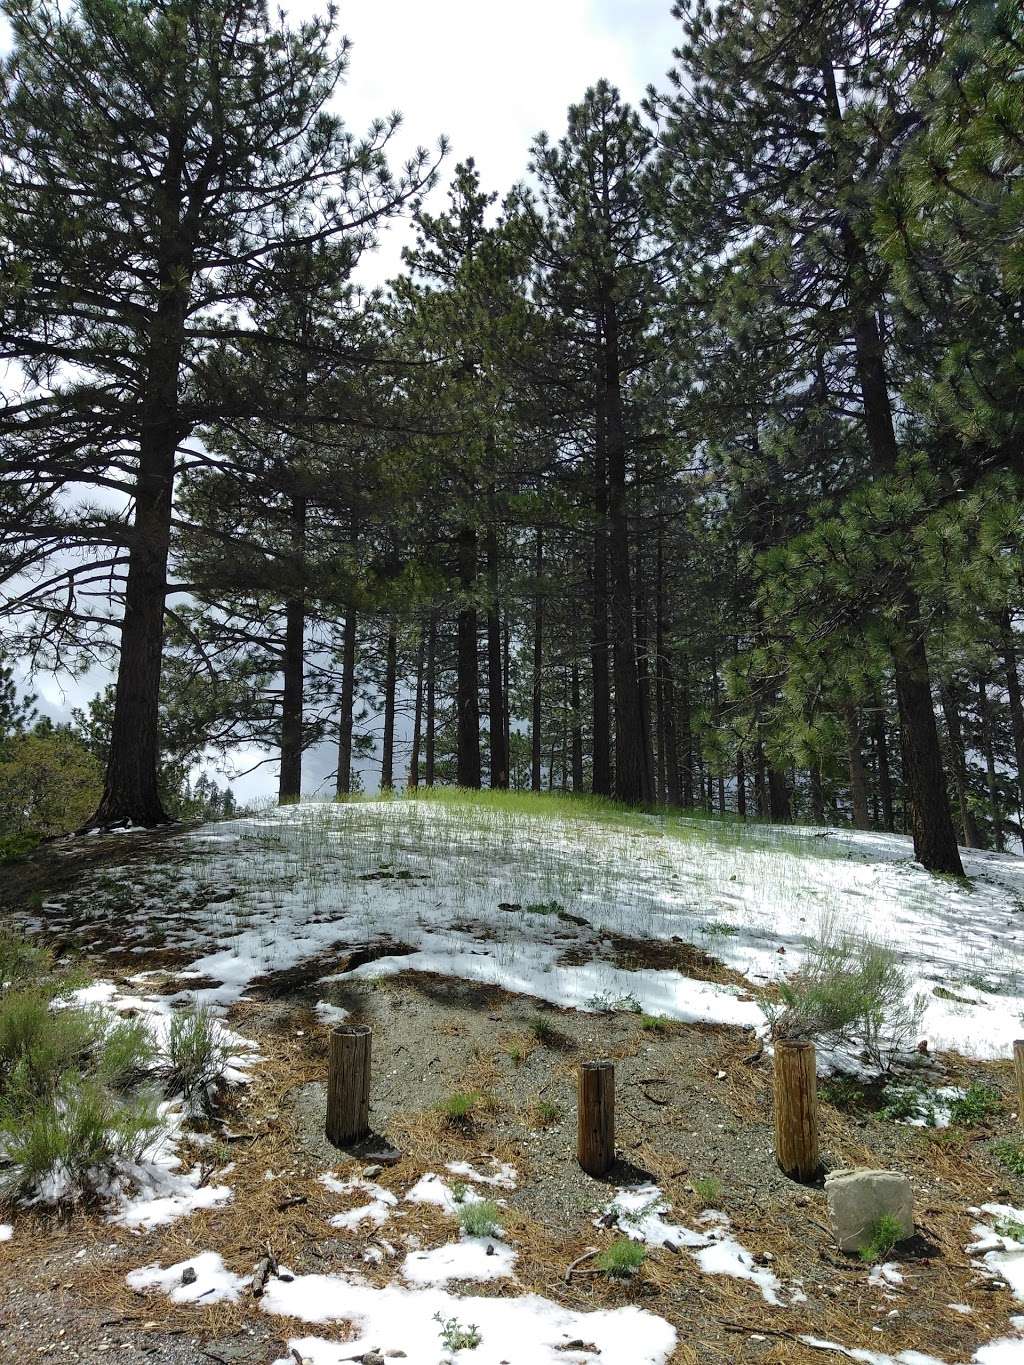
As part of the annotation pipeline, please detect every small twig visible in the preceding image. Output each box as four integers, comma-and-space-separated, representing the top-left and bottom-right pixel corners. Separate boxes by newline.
276, 1194, 307, 1211
564, 1247, 600, 1281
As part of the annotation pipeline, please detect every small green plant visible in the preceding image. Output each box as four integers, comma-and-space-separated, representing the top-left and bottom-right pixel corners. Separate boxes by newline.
704, 921, 739, 938
503, 1038, 527, 1065
948, 1083, 1000, 1127
995, 1216, 1024, 1242
532, 1098, 562, 1126
459, 1198, 501, 1238
97, 1016, 159, 1092
858, 1213, 904, 1264
434, 1313, 481, 1351
693, 1175, 722, 1207
993, 1137, 1024, 1177
880, 1083, 937, 1127
639, 1014, 667, 1033
820, 1076, 866, 1110
527, 1013, 557, 1044
449, 1178, 469, 1203
595, 1238, 646, 1277
586, 990, 642, 1014
438, 1090, 480, 1124
524, 900, 564, 916
164, 1007, 227, 1114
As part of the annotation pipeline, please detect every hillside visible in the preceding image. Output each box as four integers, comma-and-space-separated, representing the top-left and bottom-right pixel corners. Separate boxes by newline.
1, 793, 1023, 1364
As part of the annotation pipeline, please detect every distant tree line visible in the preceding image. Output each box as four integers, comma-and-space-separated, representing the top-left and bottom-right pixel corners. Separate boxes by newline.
1, 0, 1022, 876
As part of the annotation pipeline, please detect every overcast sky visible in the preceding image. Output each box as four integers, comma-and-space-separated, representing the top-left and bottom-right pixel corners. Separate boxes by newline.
12, 0, 684, 801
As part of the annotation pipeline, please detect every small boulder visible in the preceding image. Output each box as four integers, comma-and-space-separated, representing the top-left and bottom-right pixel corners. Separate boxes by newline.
825, 1168, 914, 1254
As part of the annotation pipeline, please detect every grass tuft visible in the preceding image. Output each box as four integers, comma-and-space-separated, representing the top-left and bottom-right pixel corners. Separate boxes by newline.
459, 1197, 501, 1238
595, 1238, 646, 1277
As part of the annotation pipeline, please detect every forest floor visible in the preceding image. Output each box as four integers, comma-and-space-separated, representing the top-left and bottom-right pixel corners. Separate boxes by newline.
1, 793, 1024, 1365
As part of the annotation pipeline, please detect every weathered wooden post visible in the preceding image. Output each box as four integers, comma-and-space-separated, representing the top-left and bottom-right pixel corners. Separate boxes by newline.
578, 1059, 615, 1177
1014, 1040, 1024, 1126
326, 1023, 371, 1147
773, 1039, 819, 1182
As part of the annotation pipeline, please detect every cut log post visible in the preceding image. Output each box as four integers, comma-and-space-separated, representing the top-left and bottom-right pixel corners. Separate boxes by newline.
773, 1039, 819, 1182
326, 1023, 371, 1147
1014, 1040, 1024, 1125
578, 1059, 615, 1177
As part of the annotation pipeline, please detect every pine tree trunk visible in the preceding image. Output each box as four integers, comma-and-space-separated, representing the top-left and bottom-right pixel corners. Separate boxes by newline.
485, 516, 508, 789
938, 683, 977, 847
571, 661, 584, 792
821, 53, 962, 876
844, 704, 870, 830
999, 610, 1024, 820
89, 165, 191, 828
380, 620, 398, 792
979, 678, 1004, 852
810, 764, 825, 823
678, 667, 693, 807
278, 495, 306, 805
634, 554, 656, 798
654, 530, 667, 806
736, 746, 746, 817
872, 695, 895, 833
455, 524, 481, 788
591, 401, 612, 797
754, 738, 767, 818
336, 610, 357, 796
531, 529, 544, 793
768, 765, 791, 823
600, 290, 650, 805
408, 625, 425, 790
425, 610, 437, 787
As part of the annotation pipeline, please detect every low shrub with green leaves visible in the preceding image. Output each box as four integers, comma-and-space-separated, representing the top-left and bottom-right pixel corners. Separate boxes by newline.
459, 1197, 501, 1238
948, 1083, 1000, 1127
434, 1313, 481, 1351
767, 925, 926, 1072
993, 1137, 1024, 1177
693, 1176, 722, 1207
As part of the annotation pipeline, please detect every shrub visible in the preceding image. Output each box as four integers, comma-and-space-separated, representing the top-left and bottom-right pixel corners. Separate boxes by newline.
528, 1013, 557, 1044
993, 1138, 1024, 1177
434, 1314, 481, 1351
0, 989, 103, 1111
0, 929, 52, 990
859, 1213, 904, 1264
767, 926, 926, 1071
97, 1016, 159, 1092
995, 1217, 1024, 1242
459, 1198, 501, 1238
819, 1076, 866, 1110
595, 1238, 646, 1277
164, 1007, 227, 1114
0, 1081, 160, 1204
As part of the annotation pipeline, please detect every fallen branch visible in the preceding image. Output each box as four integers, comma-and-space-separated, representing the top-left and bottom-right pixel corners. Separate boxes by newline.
564, 1247, 600, 1281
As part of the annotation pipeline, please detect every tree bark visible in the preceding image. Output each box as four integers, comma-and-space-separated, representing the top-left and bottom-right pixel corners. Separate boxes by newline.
380, 619, 397, 792
872, 694, 895, 833
336, 610, 357, 797
999, 610, 1024, 821
455, 524, 481, 788
425, 610, 437, 787
939, 682, 977, 848
844, 704, 870, 830
571, 660, 584, 792
979, 678, 1004, 852
408, 623, 425, 790
678, 664, 693, 807
590, 398, 612, 797
485, 514, 508, 788
278, 494, 306, 805
531, 529, 544, 793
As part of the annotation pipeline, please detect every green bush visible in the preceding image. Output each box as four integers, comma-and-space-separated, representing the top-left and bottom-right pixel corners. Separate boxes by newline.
767, 926, 925, 1071
859, 1213, 904, 1264
0, 989, 103, 1112
438, 1090, 481, 1124
948, 1083, 1000, 1127
164, 1007, 227, 1114
96, 1016, 159, 1092
459, 1198, 501, 1238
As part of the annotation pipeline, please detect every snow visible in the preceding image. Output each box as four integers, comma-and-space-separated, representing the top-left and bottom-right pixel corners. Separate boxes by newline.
869, 1262, 905, 1288
445, 1159, 517, 1188
314, 1000, 349, 1026
0, 1224, 11, 1241
35, 799, 1024, 1064
968, 1206, 1024, 1300
260, 1267, 677, 1364
601, 1186, 787, 1304
319, 1173, 398, 1230
127, 1251, 248, 1304
799, 1340, 943, 1364
405, 1172, 482, 1213
401, 1236, 516, 1284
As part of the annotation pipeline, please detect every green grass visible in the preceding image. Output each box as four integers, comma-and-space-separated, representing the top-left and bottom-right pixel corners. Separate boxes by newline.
164, 1007, 227, 1115
459, 1198, 501, 1238
993, 1137, 1024, 1177
438, 1090, 482, 1124
819, 1076, 866, 1110
639, 1014, 668, 1033
858, 1213, 905, 1264
532, 1098, 562, 1126
595, 1238, 646, 1277
948, 1083, 1000, 1127
693, 1175, 722, 1207
433, 1313, 481, 1351
527, 1013, 558, 1044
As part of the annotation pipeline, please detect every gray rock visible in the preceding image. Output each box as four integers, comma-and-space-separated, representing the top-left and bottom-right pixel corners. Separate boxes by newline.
825, 1167, 914, 1254
180, 1265, 197, 1286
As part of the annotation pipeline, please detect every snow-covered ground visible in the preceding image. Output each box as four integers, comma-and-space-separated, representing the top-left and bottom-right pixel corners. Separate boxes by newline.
36, 797, 1024, 1063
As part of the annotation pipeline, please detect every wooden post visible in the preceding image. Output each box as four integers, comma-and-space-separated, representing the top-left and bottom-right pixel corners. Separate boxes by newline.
1014, 1040, 1024, 1125
326, 1024, 371, 1147
773, 1039, 819, 1182
578, 1059, 615, 1177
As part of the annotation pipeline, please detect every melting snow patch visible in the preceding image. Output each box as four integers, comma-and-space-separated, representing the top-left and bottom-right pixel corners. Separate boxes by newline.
260, 1268, 677, 1363
799, 1339, 943, 1364
314, 1000, 349, 1026
319, 1173, 398, 1230
0, 1224, 11, 1241
127, 1251, 248, 1305
405, 1172, 480, 1214
401, 1237, 516, 1285
968, 1205, 1024, 1301
600, 1185, 706, 1251
869, 1263, 905, 1288
446, 1159, 517, 1189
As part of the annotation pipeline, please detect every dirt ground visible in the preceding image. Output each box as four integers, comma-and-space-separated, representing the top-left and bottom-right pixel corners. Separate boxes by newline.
1, 839, 1023, 1365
